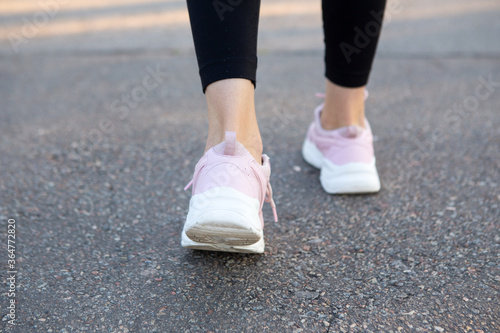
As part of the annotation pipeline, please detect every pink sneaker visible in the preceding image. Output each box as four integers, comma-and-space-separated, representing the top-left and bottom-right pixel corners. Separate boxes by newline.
182, 131, 277, 253
302, 103, 381, 194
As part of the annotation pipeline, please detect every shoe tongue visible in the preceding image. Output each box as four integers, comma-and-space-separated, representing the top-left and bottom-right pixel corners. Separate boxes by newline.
338, 125, 364, 138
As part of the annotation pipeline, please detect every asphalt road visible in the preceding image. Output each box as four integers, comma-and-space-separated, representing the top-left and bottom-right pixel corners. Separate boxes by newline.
1, 0, 499, 332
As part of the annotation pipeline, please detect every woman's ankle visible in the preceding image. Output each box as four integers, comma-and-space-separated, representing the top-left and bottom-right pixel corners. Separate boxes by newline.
204, 79, 263, 163
321, 80, 366, 130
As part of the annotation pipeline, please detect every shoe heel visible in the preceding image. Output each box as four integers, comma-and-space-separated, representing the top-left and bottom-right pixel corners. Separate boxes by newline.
302, 139, 323, 169
320, 159, 381, 194
183, 187, 262, 246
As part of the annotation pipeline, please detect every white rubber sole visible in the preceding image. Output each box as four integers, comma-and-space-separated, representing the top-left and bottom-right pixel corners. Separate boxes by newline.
181, 187, 265, 253
302, 138, 381, 194
302, 138, 324, 169
181, 232, 265, 253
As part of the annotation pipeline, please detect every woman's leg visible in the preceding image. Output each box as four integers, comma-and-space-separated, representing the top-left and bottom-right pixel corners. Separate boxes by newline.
321, 0, 386, 130
186, 0, 262, 162
183, 0, 275, 254
302, 1, 386, 194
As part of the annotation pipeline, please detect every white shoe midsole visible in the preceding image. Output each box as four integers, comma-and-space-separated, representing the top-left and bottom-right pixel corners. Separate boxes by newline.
302, 138, 323, 169
320, 158, 381, 193
184, 187, 262, 231
302, 138, 381, 193
182, 187, 264, 248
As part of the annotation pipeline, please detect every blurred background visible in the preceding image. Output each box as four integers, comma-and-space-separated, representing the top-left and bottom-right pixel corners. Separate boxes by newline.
1, 0, 499, 54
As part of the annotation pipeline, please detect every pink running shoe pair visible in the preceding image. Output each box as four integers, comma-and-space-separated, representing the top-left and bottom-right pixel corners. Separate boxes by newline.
182, 104, 380, 253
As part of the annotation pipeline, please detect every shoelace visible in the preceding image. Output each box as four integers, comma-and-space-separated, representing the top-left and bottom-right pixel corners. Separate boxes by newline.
183, 179, 194, 191
265, 182, 278, 222
184, 178, 278, 222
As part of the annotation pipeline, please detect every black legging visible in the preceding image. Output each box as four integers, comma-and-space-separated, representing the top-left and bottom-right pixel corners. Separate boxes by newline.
187, 0, 386, 92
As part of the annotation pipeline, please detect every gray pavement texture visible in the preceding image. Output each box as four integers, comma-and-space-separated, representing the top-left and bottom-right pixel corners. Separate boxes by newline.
1, 0, 499, 332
